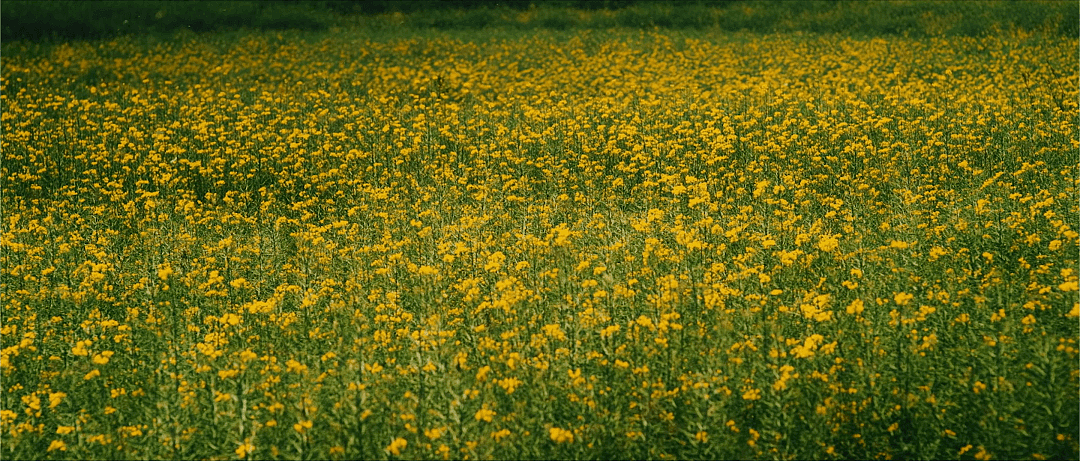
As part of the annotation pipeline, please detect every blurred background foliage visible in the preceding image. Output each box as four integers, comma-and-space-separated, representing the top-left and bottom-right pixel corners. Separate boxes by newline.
2, 0, 1076, 42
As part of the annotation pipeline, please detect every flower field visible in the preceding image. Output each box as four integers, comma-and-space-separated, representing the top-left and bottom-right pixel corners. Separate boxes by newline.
2, 24, 1078, 460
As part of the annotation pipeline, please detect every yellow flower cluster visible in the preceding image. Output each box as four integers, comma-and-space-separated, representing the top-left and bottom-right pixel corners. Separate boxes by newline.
0, 24, 1076, 460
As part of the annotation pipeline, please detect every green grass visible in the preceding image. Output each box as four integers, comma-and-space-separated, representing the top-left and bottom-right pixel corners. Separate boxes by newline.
2, 1, 1076, 42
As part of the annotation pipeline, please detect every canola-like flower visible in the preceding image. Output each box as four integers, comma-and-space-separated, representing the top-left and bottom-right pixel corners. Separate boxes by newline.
385, 437, 407, 456
549, 426, 574, 443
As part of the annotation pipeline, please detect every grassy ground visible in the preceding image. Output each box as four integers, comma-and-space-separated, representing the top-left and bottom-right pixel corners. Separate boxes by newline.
2, 4, 1078, 461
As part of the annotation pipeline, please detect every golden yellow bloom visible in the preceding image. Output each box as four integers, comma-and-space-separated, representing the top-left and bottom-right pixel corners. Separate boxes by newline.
742, 388, 761, 400
893, 292, 914, 306
474, 408, 496, 422
157, 265, 174, 281
846, 298, 865, 315
220, 313, 241, 326
293, 419, 313, 433
71, 340, 92, 356
425, 426, 445, 440
817, 235, 839, 252
21, 393, 40, 411
385, 437, 407, 455
549, 426, 574, 443
285, 359, 308, 374
497, 377, 523, 394
91, 351, 114, 365
47, 392, 66, 409
491, 428, 511, 442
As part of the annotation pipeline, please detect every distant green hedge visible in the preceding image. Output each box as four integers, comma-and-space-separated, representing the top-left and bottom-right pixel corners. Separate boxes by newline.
2, 0, 1075, 42
0, 1, 333, 42
384, 1, 1077, 37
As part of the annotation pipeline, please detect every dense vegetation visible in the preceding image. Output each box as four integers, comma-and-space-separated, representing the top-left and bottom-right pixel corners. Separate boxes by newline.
2, 2, 1077, 460
2, 0, 1076, 42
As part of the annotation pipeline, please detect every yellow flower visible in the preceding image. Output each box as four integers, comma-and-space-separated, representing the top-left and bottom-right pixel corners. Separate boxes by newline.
157, 265, 173, 281
600, 324, 620, 338
484, 251, 506, 272
219, 313, 242, 326
474, 408, 496, 422
497, 377, 523, 394
385, 437, 407, 455
293, 419, 313, 433
491, 428, 511, 442
48, 392, 67, 409
71, 340, 92, 356
56, 425, 75, 435
893, 292, 914, 306
635, 315, 655, 329
47, 440, 66, 452
425, 426, 444, 440
285, 359, 308, 374
549, 223, 574, 246
817, 235, 839, 252
549, 426, 574, 443
91, 351, 114, 365
19, 393, 40, 412
119, 425, 143, 437
846, 299, 864, 315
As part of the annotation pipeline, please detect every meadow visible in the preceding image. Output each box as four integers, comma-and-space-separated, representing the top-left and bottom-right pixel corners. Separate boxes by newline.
1, 8, 1078, 460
